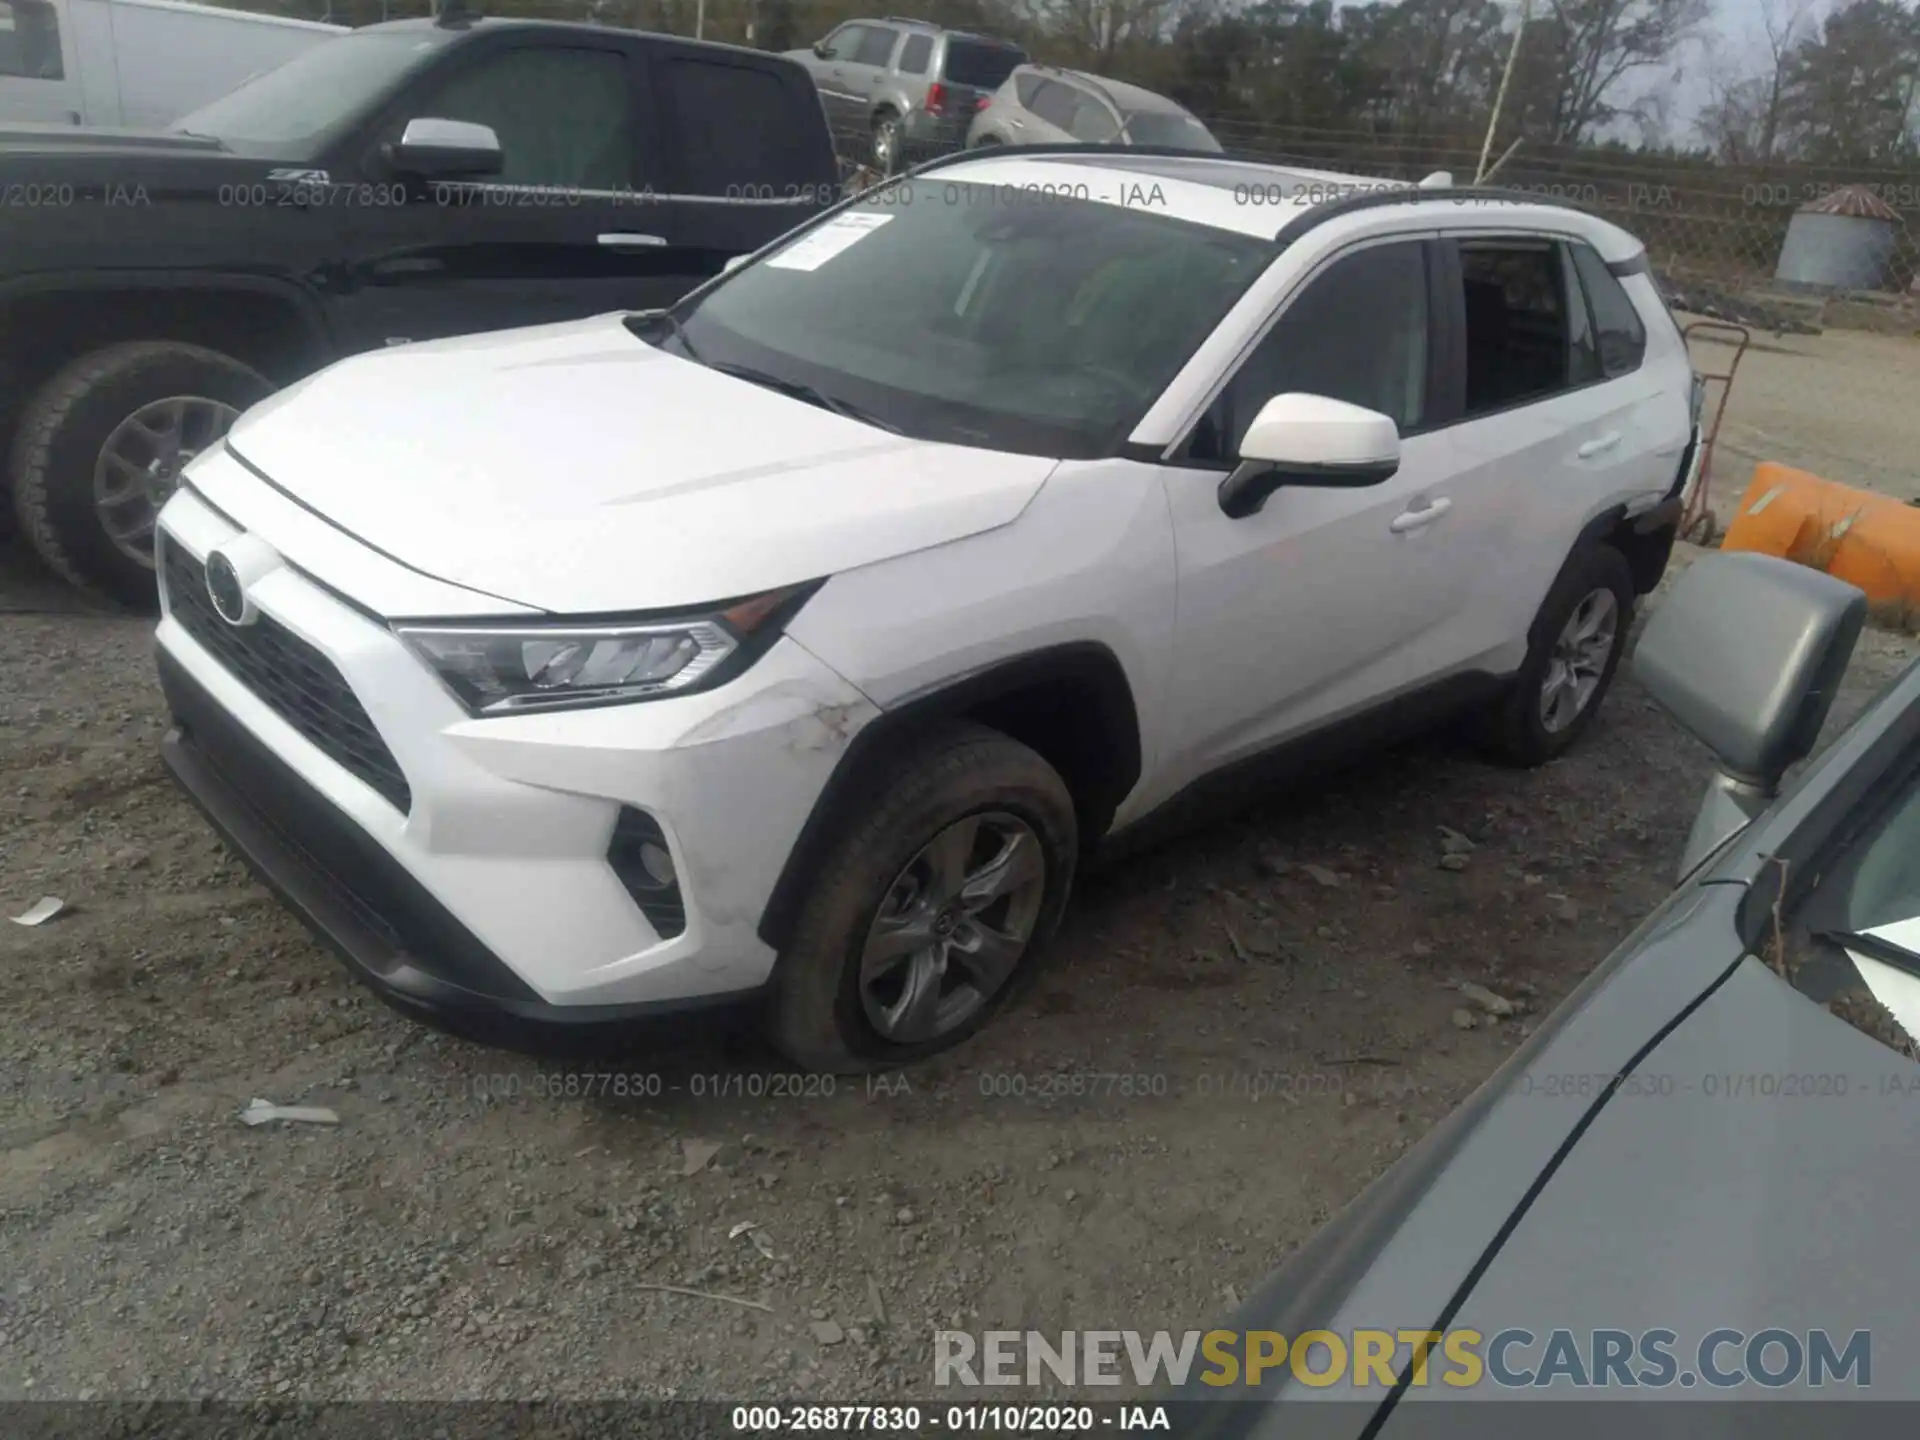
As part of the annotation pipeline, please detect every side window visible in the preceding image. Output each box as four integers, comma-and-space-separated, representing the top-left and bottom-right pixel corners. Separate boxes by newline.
1013, 72, 1044, 108
852, 26, 899, 67
818, 25, 866, 62
0, 0, 64, 80
1065, 90, 1120, 142
398, 48, 631, 190
666, 58, 812, 195
1188, 241, 1430, 463
898, 34, 932, 75
1561, 244, 1602, 386
1026, 79, 1077, 130
1458, 240, 1574, 416
1570, 243, 1648, 377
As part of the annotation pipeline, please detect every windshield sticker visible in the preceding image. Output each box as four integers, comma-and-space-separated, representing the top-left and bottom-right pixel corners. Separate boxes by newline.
766, 212, 894, 272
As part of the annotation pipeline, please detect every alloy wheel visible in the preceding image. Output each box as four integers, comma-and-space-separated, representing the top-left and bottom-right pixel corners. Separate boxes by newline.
93, 395, 240, 568
858, 811, 1047, 1044
1539, 587, 1619, 733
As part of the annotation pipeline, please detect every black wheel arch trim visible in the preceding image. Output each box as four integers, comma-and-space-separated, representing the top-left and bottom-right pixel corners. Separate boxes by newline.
755, 640, 1142, 952
0, 269, 336, 354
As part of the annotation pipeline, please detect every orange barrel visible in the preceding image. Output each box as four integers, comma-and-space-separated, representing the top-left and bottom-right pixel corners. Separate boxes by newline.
1720, 462, 1920, 609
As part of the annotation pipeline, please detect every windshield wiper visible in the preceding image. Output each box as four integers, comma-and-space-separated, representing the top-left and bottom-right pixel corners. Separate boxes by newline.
1822, 928, 1920, 978
707, 362, 903, 435
624, 309, 703, 364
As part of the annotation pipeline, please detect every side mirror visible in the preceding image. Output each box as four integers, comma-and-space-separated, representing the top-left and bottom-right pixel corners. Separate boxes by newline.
812, 41, 830, 58
1632, 551, 1867, 879
386, 117, 503, 179
1218, 393, 1401, 519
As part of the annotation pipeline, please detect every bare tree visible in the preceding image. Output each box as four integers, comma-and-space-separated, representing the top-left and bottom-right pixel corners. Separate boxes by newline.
1697, 0, 1813, 162
1506, 0, 1711, 144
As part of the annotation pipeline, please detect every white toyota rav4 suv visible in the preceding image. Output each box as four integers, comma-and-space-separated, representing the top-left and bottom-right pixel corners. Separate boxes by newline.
153, 148, 1700, 1072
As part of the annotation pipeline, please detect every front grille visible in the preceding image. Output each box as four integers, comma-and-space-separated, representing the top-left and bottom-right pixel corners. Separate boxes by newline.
162, 536, 412, 813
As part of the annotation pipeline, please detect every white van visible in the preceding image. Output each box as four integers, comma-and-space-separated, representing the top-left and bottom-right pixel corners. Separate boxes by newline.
0, 0, 343, 129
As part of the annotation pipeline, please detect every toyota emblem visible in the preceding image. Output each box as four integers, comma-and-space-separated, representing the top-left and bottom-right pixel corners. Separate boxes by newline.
205, 550, 249, 626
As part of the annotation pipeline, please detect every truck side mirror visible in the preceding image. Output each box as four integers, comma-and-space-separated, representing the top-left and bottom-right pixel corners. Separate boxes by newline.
1633, 551, 1867, 880
386, 117, 503, 179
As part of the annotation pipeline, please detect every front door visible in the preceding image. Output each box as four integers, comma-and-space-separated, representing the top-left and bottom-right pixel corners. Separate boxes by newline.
329, 37, 677, 354
1158, 237, 1475, 791
806, 23, 870, 134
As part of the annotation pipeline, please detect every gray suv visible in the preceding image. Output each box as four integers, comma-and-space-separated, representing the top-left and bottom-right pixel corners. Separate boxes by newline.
967, 64, 1223, 152
787, 18, 1027, 174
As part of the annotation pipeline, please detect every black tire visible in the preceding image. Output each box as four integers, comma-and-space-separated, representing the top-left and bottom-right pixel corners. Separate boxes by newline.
1475, 543, 1636, 767
767, 722, 1078, 1073
10, 342, 273, 609
871, 111, 903, 176
971, 134, 1004, 149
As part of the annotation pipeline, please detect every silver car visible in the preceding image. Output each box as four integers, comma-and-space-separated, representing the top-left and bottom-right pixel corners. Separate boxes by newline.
965, 64, 1222, 152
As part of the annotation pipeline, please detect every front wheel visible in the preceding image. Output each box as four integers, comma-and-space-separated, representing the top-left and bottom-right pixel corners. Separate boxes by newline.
1475, 543, 1635, 766
767, 722, 1078, 1073
10, 342, 272, 608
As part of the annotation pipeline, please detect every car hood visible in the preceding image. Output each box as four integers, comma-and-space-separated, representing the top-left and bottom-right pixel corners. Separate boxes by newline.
219, 313, 1058, 616
1382, 959, 1920, 1421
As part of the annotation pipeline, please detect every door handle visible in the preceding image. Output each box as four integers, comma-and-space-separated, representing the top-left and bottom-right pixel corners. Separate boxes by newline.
1577, 432, 1622, 459
1389, 496, 1452, 533
599, 233, 669, 249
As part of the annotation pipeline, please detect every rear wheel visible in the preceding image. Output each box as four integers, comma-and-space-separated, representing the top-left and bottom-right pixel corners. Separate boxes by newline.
767, 722, 1077, 1073
10, 342, 271, 608
871, 111, 903, 175
1475, 544, 1635, 766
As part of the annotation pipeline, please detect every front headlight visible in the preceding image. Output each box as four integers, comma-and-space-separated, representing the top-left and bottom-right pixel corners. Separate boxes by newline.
395, 584, 814, 716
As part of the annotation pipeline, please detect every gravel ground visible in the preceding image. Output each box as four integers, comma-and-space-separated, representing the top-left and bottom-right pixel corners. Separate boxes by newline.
0, 540, 1912, 1405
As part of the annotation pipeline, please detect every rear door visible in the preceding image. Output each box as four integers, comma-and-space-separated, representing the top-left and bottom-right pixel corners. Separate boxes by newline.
648, 43, 839, 280
332, 32, 674, 349
1431, 234, 1673, 671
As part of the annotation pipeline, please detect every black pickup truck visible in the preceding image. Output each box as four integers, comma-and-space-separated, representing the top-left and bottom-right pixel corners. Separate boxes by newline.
0, 14, 841, 605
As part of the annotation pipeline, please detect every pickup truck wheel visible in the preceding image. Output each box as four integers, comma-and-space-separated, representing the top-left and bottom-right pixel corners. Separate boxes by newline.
871, 113, 902, 176
768, 722, 1077, 1073
10, 342, 272, 609
1476, 543, 1635, 767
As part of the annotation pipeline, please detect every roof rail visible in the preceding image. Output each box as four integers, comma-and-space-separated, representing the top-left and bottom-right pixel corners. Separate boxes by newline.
1269, 182, 1574, 245
905, 141, 1273, 174
897, 144, 1580, 240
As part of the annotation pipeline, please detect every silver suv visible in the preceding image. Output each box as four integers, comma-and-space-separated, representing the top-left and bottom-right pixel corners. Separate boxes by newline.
967, 64, 1222, 153
786, 18, 1027, 175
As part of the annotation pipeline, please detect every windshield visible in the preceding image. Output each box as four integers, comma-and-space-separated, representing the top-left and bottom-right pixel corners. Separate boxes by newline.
664, 183, 1271, 459
1124, 111, 1223, 152
941, 39, 1026, 90
170, 30, 445, 153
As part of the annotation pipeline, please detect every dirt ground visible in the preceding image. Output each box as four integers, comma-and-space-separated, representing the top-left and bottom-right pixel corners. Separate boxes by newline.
0, 536, 1911, 1404
1681, 318, 1920, 508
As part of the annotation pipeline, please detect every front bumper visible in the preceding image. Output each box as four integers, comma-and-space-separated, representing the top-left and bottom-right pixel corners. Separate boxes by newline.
159, 650, 758, 1032
153, 480, 878, 1024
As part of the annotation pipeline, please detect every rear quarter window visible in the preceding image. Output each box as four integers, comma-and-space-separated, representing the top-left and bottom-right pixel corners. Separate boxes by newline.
663, 57, 825, 194
941, 39, 1026, 90
1570, 243, 1648, 377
